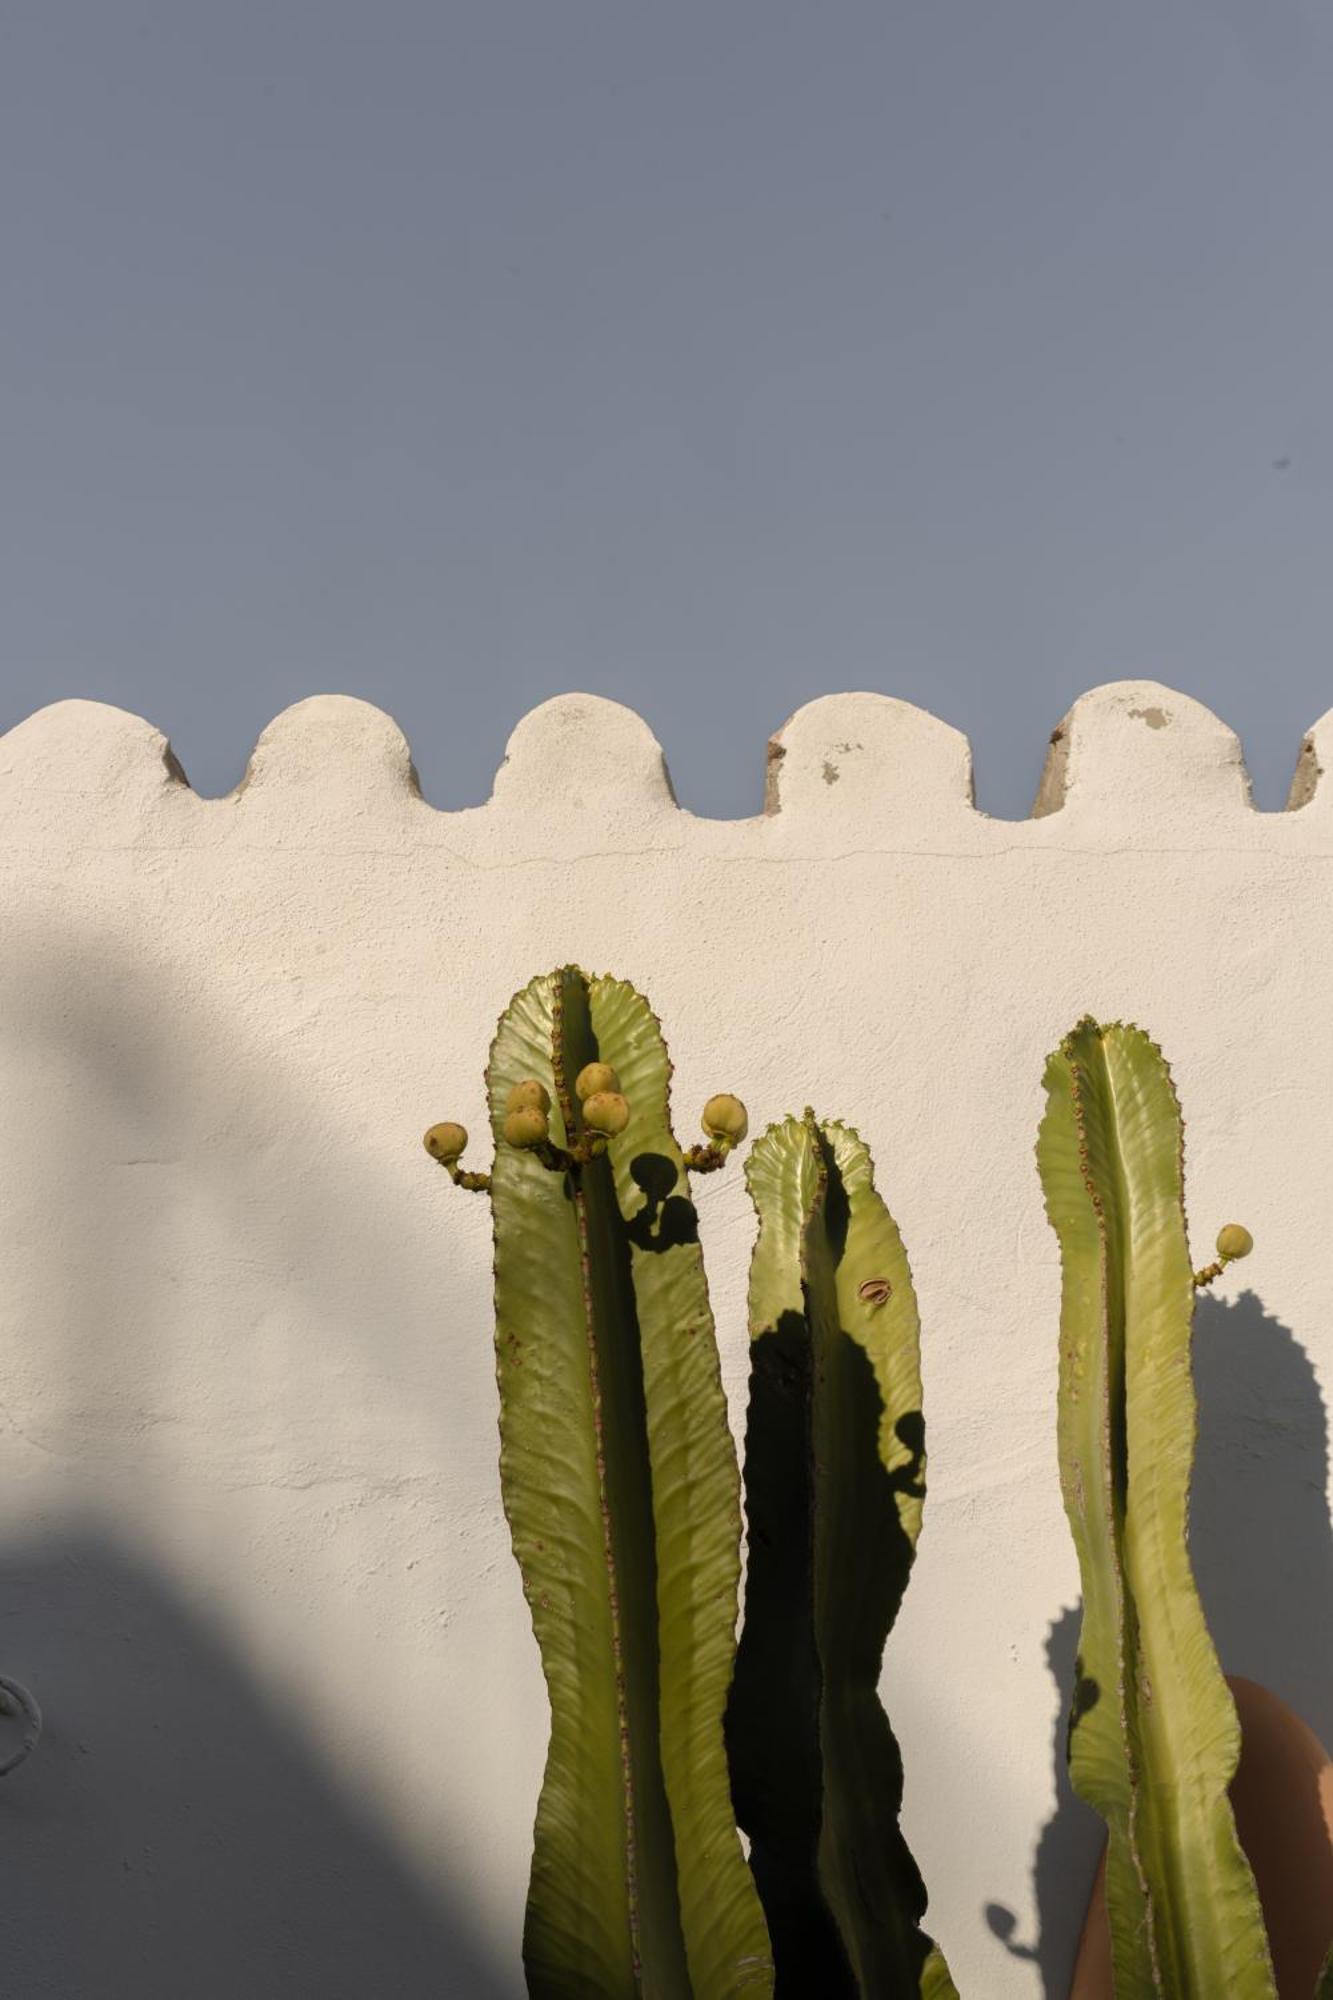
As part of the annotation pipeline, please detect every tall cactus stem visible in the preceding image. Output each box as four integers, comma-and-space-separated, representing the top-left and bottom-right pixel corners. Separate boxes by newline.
1037, 1017, 1276, 1999
468, 965, 773, 1997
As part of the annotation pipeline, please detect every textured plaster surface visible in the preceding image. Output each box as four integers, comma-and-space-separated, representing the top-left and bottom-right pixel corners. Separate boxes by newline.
1, 681, 1331, 1995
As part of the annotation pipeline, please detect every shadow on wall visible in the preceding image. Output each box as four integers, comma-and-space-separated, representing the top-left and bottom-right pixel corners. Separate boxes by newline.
1192, 1290, 1333, 1756
0, 910, 477, 1427
986, 1288, 1333, 1996
0, 915, 529, 1989
0, 1527, 513, 1999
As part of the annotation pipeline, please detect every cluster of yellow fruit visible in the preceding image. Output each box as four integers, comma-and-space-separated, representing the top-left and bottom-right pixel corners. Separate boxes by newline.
499, 1066, 632, 1150
573, 1064, 632, 1139
424, 1082, 749, 1169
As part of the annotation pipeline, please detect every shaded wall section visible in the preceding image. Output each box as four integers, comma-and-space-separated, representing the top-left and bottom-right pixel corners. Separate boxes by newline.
0, 1530, 509, 1997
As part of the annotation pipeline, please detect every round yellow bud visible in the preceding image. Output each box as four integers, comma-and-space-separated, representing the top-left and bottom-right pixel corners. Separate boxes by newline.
576, 1062, 620, 1102
1216, 1223, 1254, 1262
582, 1091, 630, 1136
503, 1106, 549, 1149
702, 1094, 748, 1143
423, 1122, 468, 1162
505, 1078, 551, 1115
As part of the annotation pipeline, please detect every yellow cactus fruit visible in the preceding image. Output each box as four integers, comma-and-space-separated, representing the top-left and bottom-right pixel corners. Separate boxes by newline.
1216, 1223, 1254, 1261
505, 1078, 551, 1115
582, 1091, 631, 1136
423, 1122, 468, 1162
575, 1062, 620, 1101
503, 1106, 550, 1149
702, 1094, 748, 1143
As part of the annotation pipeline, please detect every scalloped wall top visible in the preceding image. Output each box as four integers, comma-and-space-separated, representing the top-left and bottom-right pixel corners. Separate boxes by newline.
234, 695, 421, 802
488, 693, 676, 813
0, 683, 1329, 847
1030, 681, 1253, 820
764, 692, 976, 825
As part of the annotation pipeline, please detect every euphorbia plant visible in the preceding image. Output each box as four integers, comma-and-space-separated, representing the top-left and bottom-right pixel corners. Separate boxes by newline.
426, 966, 952, 1998
427, 965, 769, 1997
1037, 1016, 1281, 1998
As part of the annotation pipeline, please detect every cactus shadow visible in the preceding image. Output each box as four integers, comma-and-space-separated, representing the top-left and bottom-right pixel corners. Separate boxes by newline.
986, 1288, 1333, 1995
984, 1608, 1102, 1994
624, 1152, 700, 1250
0, 1526, 513, 1999
726, 1135, 937, 1993
1191, 1289, 1333, 1755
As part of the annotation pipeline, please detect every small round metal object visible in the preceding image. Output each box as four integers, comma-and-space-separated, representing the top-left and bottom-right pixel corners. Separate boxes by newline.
0, 1673, 41, 1776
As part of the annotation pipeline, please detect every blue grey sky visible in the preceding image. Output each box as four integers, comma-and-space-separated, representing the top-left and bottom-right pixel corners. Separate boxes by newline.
3, 2, 1332, 815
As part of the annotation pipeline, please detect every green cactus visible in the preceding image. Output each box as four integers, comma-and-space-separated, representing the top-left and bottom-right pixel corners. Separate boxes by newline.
725, 1110, 955, 1999
1036, 1017, 1276, 1998
434, 966, 773, 1998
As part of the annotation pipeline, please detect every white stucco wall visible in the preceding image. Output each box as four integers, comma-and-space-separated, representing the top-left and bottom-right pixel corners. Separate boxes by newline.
0, 681, 1330, 1997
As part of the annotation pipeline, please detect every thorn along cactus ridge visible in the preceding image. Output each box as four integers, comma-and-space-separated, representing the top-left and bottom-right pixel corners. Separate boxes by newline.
426, 966, 774, 1998
1037, 1018, 1277, 1999
727, 1111, 956, 2000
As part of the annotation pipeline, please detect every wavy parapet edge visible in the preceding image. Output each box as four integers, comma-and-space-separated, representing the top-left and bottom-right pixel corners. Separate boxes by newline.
0, 683, 1328, 838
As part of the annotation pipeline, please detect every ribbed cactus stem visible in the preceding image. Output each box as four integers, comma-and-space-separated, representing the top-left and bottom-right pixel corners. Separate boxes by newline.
468, 966, 773, 1998
1037, 1018, 1276, 1999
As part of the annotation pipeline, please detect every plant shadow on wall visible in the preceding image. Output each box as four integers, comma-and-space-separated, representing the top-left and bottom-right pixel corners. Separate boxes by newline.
0, 919, 517, 1996
0, 1529, 512, 2000
986, 1289, 1333, 1996
728, 1300, 928, 1994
